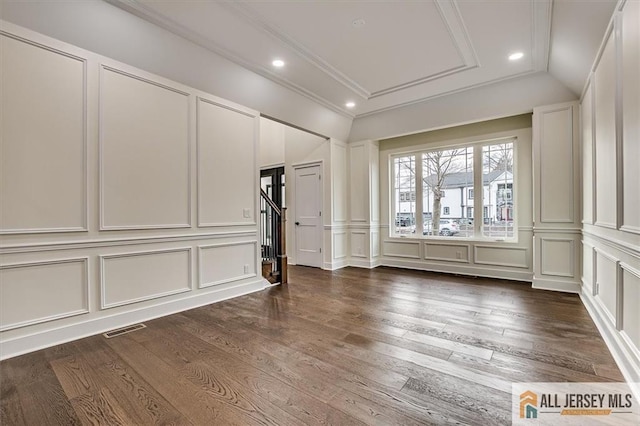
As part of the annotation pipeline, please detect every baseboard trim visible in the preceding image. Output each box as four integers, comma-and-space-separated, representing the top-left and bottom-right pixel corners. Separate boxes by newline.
0, 279, 266, 361
580, 288, 640, 402
532, 277, 581, 293
323, 258, 349, 270
348, 258, 381, 269
379, 258, 533, 282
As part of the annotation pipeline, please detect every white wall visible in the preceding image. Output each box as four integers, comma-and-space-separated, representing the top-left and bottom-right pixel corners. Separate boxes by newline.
532, 101, 581, 293
0, 21, 265, 359
376, 115, 534, 281
349, 72, 577, 142
579, 0, 640, 399
0, 0, 352, 141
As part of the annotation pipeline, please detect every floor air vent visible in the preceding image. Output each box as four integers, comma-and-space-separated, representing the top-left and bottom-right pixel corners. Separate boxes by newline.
103, 323, 146, 339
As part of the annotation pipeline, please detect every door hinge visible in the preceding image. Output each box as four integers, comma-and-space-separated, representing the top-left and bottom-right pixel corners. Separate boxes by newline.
319, 211, 322, 216
319, 248, 322, 253
319, 175, 321, 180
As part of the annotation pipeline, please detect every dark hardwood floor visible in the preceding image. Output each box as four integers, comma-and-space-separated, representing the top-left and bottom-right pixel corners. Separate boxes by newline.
1, 266, 624, 425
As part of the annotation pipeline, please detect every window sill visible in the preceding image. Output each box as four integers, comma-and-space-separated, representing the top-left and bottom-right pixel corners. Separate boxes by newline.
391, 234, 519, 244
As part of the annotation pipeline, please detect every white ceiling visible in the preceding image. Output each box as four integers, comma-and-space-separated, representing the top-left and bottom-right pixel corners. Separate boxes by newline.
110, 0, 616, 119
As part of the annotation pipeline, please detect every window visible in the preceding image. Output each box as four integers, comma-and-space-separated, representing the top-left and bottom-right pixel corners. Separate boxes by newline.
393, 156, 416, 235
423, 147, 473, 237
482, 142, 515, 239
390, 139, 516, 240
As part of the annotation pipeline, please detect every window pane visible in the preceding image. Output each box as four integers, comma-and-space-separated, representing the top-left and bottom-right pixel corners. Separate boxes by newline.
422, 148, 473, 237
482, 142, 515, 239
393, 156, 416, 235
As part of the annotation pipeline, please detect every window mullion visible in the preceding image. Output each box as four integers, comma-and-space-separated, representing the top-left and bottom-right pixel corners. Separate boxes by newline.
473, 146, 483, 235
415, 154, 423, 234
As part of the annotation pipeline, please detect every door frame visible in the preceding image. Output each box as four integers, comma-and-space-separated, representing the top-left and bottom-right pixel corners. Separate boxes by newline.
291, 160, 324, 268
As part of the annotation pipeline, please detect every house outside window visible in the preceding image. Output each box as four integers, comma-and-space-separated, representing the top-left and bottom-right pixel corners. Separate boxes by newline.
391, 140, 515, 240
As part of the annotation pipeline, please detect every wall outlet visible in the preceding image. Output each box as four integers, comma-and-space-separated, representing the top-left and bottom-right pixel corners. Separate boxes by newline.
243, 208, 250, 218
244, 264, 249, 274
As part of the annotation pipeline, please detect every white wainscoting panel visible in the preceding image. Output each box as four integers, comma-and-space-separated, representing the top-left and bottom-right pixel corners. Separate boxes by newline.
0, 258, 89, 331
197, 97, 257, 226
370, 143, 380, 223
198, 241, 257, 288
621, 0, 640, 235
595, 249, 619, 325
349, 144, 367, 222
474, 245, 529, 269
332, 143, 348, 223
540, 238, 575, 278
382, 240, 421, 259
1, 33, 86, 233
333, 231, 347, 259
100, 66, 190, 230
621, 264, 640, 353
100, 248, 192, 309
371, 231, 380, 258
351, 231, 367, 258
424, 242, 470, 263
581, 81, 595, 225
538, 105, 575, 223
593, 30, 618, 229
582, 242, 595, 293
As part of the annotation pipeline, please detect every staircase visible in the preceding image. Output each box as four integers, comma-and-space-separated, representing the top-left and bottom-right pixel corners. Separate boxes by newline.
260, 189, 287, 284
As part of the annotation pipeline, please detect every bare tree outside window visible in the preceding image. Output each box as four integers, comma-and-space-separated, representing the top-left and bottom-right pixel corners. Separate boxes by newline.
422, 148, 472, 236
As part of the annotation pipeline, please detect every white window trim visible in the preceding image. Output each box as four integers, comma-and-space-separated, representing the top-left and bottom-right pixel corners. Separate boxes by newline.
389, 137, 517, 242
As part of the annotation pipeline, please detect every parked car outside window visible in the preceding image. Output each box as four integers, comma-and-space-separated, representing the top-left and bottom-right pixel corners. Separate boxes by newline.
423, 219, 459, 236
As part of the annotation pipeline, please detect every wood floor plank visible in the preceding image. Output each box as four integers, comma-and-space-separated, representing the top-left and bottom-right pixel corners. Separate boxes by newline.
105, 334, 256, 425
0, 265, 624, 425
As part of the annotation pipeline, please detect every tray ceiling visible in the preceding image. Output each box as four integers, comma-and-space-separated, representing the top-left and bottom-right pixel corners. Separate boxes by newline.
112, 0, 552, 117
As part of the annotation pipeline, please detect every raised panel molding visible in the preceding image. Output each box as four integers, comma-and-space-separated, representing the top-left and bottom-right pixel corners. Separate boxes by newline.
100, 248, 192, 309
593, 26, 618, 230
0, 258, 89, 331
474, 245, 529, 269
332, 143, 348, 223
349, 144, 367, 222
99, 65, 191, 230
424, 242, 470, 264
533, 101, 580, 292
382, 240, 421, 259
371, 231, 380, 258
620, 263, 640, 356
540, 238, 575, 278
198, 241, 257, 288
535, 104, 577, 224
197, 96, 258, 227
594, 248, 620, 327
332, 231, 347, 259
0, 32, 88, 234
581, 79, 595, 225
620, 0, 640, 235
350, 231, 367, 258
582, 241, 596, 293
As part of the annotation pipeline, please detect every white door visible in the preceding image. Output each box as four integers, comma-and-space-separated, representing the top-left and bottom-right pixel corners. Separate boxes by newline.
294, 164, 322, 268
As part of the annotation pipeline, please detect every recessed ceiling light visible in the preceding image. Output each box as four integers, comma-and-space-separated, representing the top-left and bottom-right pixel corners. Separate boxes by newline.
352, 18, 366, 28
509, 52, 524, 61
272, 59, 285, 68
345, 101, 356, 108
